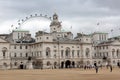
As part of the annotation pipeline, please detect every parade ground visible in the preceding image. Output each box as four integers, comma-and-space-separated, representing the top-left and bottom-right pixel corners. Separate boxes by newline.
0, 68, 120, 80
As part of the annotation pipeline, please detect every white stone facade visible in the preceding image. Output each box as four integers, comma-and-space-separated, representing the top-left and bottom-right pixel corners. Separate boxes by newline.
0, 13, 120, 69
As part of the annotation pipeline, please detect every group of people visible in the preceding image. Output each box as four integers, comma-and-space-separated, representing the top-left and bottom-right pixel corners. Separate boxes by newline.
94, 63, 113, 73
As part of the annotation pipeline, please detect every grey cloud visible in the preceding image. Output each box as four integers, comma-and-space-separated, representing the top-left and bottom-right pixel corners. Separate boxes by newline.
0, 0, 120, 37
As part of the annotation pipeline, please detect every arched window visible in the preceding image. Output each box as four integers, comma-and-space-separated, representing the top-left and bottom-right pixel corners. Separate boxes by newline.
112, 49, 115, 58
46, 47, 51, 58
2, 47, 7, 58
65, 47, 70, 58
86, 48, 90, 58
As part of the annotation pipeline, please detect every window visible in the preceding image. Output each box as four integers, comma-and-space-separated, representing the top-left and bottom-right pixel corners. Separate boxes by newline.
46, 37, 49, 39
61, 50, 64, 57
14, 45, 16, 49
61, 46, 63, 48
112, 49, 115, 58
72, 46, 74, 48
94, 47, 96, 50
46, 47, 51, 58
54, 46, 56, 48
14, 53, 17, 57
106, 52, 108, 57
106, 46, 108, 49
26, 53, 28, 57
77, 50, 80, 57
39, 44, 41, 47
86, 48, 90, 58
94, 53, 97, 57
103, 46, 105, 49
25, 45, 28, 49
65, 47, 70, 57
99, 46, 101, 50
31, 52, 33, 57
20, 53, 22, 57
20, 45, 22, 49
72, 50, 74, 57
40, 51, 42, 57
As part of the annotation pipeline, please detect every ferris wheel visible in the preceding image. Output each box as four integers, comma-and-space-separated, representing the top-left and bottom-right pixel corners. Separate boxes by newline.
10, 13, 52, 32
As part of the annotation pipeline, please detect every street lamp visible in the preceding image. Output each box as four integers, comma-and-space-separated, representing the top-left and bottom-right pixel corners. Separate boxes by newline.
57, 37, 60, 68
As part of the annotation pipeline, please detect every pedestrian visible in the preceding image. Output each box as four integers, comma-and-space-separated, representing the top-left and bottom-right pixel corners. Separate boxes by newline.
117, 62, 120, 68
95, 66, 98, 73
109, 65, 112, 72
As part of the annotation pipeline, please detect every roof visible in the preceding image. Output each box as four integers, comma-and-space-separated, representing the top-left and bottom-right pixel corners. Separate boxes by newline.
91, 32, 108, 35
13, 29, 29, 32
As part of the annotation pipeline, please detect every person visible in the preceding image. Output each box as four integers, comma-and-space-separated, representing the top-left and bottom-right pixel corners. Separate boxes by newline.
117, 62, 120, 68
95, 66, 98, 73
109, 65, 112, 72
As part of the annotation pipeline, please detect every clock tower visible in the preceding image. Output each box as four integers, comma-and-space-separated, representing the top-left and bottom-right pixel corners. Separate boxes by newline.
50, 13, 62, 33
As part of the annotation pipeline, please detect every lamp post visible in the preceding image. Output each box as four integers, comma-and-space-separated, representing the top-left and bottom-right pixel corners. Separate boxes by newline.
57, 37, 60, 68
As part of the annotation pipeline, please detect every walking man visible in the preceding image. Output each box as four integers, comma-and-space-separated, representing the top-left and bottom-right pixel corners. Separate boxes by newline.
109, 65, 112, 72
95, 66, 98, 73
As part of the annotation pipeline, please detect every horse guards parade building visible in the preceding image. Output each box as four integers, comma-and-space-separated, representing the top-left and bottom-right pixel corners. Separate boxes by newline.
0, 13, 120, 69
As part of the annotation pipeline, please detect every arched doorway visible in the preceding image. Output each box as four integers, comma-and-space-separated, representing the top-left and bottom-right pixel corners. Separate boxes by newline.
20, 62, 24, 69
65, 60, 71, 68
61, 62, 64, 68
72, 61, 75, 68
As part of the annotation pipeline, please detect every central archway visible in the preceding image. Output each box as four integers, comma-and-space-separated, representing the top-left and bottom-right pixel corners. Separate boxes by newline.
65, 60, 71, 68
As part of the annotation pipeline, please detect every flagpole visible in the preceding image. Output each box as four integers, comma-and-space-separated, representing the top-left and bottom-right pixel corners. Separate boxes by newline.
111, 29, 113, 38
96, 23, 100, 32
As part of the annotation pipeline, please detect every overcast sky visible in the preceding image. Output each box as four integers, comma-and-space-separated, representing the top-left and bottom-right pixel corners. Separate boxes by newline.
0, 0, 120, 37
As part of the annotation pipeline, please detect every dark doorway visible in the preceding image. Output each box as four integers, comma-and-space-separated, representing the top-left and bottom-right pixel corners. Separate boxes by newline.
61, 62, 64, 68
65, 60, 71, 68
72, 61, 75, 68
20, 62, 24, 69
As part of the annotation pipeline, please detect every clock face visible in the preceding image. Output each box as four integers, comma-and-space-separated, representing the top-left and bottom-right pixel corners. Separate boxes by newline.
53, 16, 58, 20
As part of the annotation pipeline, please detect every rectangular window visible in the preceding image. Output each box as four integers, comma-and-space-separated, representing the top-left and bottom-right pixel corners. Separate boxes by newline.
77, 50, 80, 57
20, 45, 22, 49
54, 46, 56, 48
14, 53, 17, 57
14, 45, 16, 49
25, 45, 28, 49
20, 53, 22, 57
72, 50, 74, 57
61, 50, 64, 57
103, 46, 105, 49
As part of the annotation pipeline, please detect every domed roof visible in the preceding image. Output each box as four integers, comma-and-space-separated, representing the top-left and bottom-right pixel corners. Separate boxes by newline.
53, 13, 58, 16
